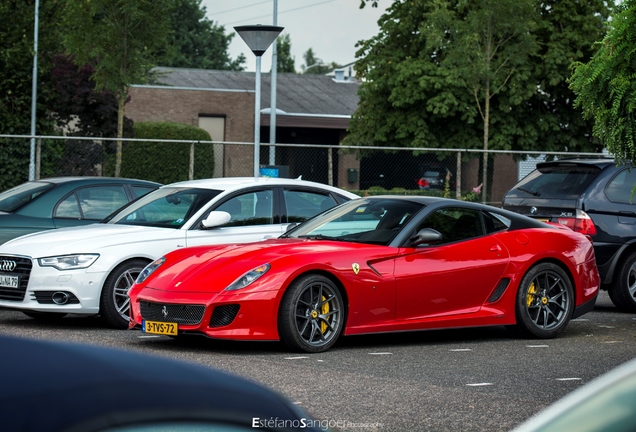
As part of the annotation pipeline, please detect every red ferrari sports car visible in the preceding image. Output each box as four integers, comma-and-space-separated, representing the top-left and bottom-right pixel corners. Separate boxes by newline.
129, 196, 599, 353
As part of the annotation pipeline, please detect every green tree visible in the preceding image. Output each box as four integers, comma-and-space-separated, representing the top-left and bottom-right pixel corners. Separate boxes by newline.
346, 0, 612, 197
569, 0, 634, 164
510, 0, 611, 155
0, 0, 62, 189
275, 33, 295, 73
424, 0, 538, 201
164, 0, 245, 70
61, 0, 174, 177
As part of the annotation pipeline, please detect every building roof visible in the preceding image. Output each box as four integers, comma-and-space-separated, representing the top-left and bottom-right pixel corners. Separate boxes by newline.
146, 67, 360, 129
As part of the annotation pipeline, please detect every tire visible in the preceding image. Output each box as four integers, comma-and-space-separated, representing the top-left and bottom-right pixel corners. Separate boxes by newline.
609, 251, 636, 312
513, 263, 574, 338
22, 311, 67, 321
278, 274, 345, 353
100, 259, 149, 329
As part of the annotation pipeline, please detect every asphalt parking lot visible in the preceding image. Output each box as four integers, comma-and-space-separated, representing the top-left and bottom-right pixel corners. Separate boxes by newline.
1, 290, 634, 432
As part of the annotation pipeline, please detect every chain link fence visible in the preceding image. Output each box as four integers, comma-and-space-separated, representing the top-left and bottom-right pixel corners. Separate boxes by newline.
0, 134, 607, 206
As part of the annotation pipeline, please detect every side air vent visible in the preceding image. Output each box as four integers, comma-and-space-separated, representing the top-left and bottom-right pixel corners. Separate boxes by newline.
488, 278, 510, 303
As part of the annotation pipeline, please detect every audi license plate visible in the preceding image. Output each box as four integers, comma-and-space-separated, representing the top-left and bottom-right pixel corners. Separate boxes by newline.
142, 319, 178, 336
0, 275, 18, 289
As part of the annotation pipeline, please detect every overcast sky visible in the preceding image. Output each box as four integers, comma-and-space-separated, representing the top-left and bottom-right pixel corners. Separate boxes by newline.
200, 0, 393, 72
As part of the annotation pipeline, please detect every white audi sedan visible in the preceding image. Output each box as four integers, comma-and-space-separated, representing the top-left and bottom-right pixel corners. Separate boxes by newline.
0, 177, 358, 328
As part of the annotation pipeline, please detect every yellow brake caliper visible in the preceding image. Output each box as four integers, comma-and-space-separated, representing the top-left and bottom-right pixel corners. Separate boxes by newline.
526, 282, 537, 307
320, 295, 329, 333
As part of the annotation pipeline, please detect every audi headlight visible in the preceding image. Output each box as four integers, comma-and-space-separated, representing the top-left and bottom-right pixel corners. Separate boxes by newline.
136, 257, 166, 284
225, 264, 271, 291
38, 254, 99, 270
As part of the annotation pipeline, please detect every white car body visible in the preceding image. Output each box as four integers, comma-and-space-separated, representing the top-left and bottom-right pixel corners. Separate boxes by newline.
0, 177, 358, 327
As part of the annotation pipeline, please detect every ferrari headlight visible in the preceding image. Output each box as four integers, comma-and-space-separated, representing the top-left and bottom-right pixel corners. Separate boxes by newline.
136, 257, 166, 284
225, 264, 271, 291
38, 254, 99, 270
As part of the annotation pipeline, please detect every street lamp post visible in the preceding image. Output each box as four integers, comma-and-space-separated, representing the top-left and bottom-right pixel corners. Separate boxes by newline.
234, 24, 284, 177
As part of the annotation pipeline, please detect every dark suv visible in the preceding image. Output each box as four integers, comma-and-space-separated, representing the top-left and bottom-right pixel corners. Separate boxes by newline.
502, 157, 636, 312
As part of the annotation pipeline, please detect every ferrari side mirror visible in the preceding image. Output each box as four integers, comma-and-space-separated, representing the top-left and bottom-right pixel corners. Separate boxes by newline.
410, 228, 442, 246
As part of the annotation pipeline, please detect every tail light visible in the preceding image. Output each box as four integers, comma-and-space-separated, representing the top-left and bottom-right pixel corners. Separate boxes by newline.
557, 209, 597, 236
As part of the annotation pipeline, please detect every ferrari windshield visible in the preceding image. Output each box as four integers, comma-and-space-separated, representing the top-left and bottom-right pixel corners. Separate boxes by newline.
286, 198, 424, 245
103, 187, 221, 228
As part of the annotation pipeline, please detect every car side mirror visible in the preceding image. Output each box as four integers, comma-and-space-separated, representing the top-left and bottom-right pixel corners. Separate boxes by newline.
410, 228, 442, 246
284, 222, 299, 233
201, 211, 231, 229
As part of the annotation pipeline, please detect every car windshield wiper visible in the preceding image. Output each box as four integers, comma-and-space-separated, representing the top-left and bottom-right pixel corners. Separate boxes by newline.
297, 234, 340, 241
517, 187, 540, 197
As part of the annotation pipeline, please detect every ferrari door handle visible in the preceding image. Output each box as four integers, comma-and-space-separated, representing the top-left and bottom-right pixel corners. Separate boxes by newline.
490, 244, 502, 252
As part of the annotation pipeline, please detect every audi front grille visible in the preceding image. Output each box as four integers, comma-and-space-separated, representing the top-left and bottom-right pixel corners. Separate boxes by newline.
0, 256, 32, 302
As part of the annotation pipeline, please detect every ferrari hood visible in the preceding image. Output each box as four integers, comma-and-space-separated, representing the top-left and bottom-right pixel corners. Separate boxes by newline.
0, 224, 176, 258
145, 238, 390, 293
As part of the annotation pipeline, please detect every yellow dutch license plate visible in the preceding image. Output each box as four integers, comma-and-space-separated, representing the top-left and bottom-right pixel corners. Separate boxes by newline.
142, 320, 178, 336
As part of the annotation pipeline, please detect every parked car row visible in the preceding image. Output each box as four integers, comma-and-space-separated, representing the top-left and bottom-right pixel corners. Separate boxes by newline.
0, 177, 357, 328
0, 166, 633, 430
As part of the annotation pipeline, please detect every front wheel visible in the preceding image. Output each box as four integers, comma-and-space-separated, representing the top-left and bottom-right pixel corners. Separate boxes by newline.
100, 259, 149, 329
609, 251, 636, 312
278, 274, 345, 353
513, 263, 574, 338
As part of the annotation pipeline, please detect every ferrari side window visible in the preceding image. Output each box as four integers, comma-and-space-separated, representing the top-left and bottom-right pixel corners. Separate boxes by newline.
417, 208, 485, 244
484, 211, 510, 233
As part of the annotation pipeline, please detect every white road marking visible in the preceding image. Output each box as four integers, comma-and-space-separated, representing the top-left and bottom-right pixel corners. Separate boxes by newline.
368, 352, 393, 355
598, 325, 615, 328
604, 341, 622, 344
556, 378, 582, 381
285, 356, 309, 360
450, 349, 473, 352
526, 345, 549, 348
138, 335, 161, 339
571, 318, 589, 322
466, 383, 493, 387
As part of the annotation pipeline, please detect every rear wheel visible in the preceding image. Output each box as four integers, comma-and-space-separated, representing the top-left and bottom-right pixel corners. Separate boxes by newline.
514, 263, 574, 338
278, 274, 344, 353
100, 259, 149, 329
609, 251, 636, 312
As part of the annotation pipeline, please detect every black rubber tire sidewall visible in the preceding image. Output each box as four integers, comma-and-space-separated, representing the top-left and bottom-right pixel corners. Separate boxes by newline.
99, 259, 148, 329
609, 251, 636, 312
514, 262, 574, 339
278, 274, 344, 353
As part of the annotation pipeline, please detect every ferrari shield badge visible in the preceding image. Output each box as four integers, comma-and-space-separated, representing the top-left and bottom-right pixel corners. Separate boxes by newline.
352, 263, 360, 274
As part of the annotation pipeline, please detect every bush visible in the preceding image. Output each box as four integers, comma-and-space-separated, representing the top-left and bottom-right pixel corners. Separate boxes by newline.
121, 122, 214, 184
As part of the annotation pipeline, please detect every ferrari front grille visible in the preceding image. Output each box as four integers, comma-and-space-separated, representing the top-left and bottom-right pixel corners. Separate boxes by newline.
209, 304, 240, 327
0, 256, 32, 302
139, 301, 205, 325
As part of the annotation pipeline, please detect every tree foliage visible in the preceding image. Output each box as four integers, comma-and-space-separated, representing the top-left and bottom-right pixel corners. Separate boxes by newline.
0, 0, 63, 189
346, 0, 612, 156
163, 0, 245, 71
569, 0, 635, 164
275, 33, 296, 73
61, 0, 174, 176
